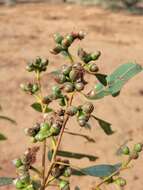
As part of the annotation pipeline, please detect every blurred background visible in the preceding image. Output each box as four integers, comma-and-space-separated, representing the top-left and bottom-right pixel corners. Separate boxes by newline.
0, 0, 143, 190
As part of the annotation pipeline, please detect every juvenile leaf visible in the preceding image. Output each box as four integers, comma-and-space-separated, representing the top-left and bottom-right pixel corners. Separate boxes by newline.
85, 63, 142, 100
0, 177, 13, 186
72, 163, 121, 177
57, 150, 98, 161
31, 103, 52, 113
107, 62, 142, 95
0, 115, 17, 125
92, 115, 114, 135
0, 133, 7, 141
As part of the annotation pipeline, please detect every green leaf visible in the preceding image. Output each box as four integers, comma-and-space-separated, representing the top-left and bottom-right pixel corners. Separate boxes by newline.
107, 62, 142, 95
0, 133, 7, 141
0, 177, 13, 186
72, 163, 121, 177
57, 150, 98, 161
0, 115, 17, 125
92, 115, 114, 135
31, 103, 52, 113
64, 131, 95, 143
48, 150, 98, 161
85, 63, 142, 100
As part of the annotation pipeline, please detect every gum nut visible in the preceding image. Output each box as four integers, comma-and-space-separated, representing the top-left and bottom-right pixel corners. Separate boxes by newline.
20, 174, 30, 184
66, 34, 74, 43
82, 102, 94, 114
78, 114, 90, 122
78, 119, 86, 127
130, 151, 139, 160
32, 84, 39, 92
61, 64, 72, 75
69, 69, 79, 81
64, 82, 74, 93
83, 55, 92, 63
26, 64, 34, 72
66, 106, 78, 116
134, 143, 143, 152
52, 85, 61, 95
62, 38, 71, 48
59, 180, 69, 190
75, 82, 84, 91
56, 73, 67, 84
54, 33, 64, 44
122, 146, 130, 155
13, 158, 23, 168
89, 63, 99, 72
91, 51, 101, 60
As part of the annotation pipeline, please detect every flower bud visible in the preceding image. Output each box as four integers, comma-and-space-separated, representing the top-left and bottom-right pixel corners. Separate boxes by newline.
64, 82, 74, 93
26, 63, 34, 72
25, 185, 35, 190
54, 33, 64, 44
122, 146, 130, 155
55, 73, 67, 84
115, 177, 126, 187
62, 38, 71, 49
89, 63, 99, 72
13, 158, 23, 168
74, 82, 84, 91
66, 106, 78, 116
59, 97, 66, 107
31, 83, 39, 94
40, 122, 50, 132
17, 165, 28, 176
14, 179, 27, 189
82, 102, 94, 114
52, 85, 62, 98
61, 64, 72, 75
134, 143, 143, 153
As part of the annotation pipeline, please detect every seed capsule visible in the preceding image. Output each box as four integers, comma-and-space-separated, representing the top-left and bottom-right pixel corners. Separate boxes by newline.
66, 106, 78, 116
64, 82, 74, 93
91, 51, 101, 60
54, 33, 64, 44
69, 69, 79, 82
122, 146, 130, 155
115, 177, 126, 187
130, 151, 139, 160
74, 82, 84, 91
89, 63, 99, 72
134, 143, 143, 152
55, 73, 67, 84
52, 85, 62, 98
50, 123, 61, 136
50, 45, 63, 55
82, 102, 94, 114
61, 64, 72, 75
13, 159, 23, 168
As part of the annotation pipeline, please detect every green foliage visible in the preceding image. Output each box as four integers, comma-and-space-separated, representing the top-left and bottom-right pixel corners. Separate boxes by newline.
0, 177, 13, 186
0, 31, 141, 190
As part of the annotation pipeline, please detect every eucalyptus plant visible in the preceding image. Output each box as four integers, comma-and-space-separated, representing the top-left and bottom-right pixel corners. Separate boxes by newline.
0, 31, 142, 190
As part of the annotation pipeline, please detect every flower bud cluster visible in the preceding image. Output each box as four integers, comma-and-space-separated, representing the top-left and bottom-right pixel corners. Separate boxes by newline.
26, 58, 48, 73
122, 143, 143, 160
51, 31, 85, 55
78, 47, 101, 64
66, 102, 94, 128
20, 83, 39, 95
13, 147, 40, 190
25, 115, 64, 142
53, 63, 86, 94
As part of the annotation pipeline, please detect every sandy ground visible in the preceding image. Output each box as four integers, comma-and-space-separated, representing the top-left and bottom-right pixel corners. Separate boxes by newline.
0, 3, 143, 190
